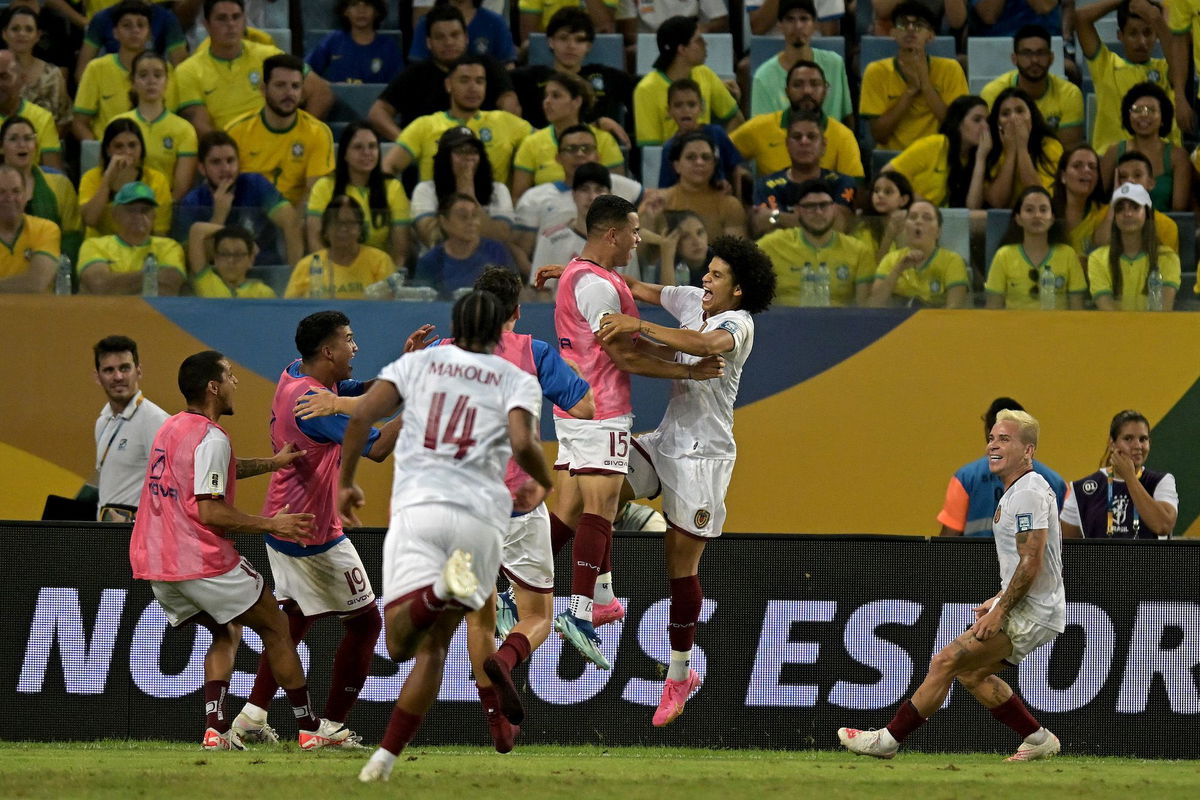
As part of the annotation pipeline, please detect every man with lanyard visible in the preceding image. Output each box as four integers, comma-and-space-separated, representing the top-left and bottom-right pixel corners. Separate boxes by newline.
81, 335, 169, 521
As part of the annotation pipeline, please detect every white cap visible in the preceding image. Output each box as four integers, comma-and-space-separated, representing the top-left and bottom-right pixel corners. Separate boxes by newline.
1111, 182, 1153, 209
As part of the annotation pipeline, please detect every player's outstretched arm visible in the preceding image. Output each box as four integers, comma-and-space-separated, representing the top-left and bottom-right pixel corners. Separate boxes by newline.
364, 414, 403, 463
599, 312, 734, 357
294, 388, 360, 419
971, 527, 1047, 640
235, 442, 307, 478
619, 272, 665, 306
197, 499, 314, 541
339, 380, 403, 525
600, 333, 724, 381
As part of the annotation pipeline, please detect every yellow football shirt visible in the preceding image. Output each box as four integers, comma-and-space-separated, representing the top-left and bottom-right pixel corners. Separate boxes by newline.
191, 268, 277, 298
284, 246, 394, 298
175, 40, 285, 130
513, 124, 624, 186
519, 0, 617, 28
984, 243, 1086, 310
0, 215, 60, 284
0, 100, 62, 161
980, 72, 1084, 135
729, 110, 863, 178
889, 134, 952, 207
1168, 0, 1200, 99
397, 110, 533, 184
859, 56, 968, 150
306, 176, 411, 252
1087, 246, 1181, 309
111, 108, 197, 190
1085, 43, 1179, 154
634, 66, 740, 146
77, 234, 186, 278
74, 54, 180, 140
757, 228, 875, 307
226, 109, 334, 205
78, 166, 173, 238
874, 246, 969, 306
986, 137, 1064, 208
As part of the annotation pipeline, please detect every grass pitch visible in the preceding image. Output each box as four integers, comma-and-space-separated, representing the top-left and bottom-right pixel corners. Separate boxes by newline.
1, 742, 1196, 800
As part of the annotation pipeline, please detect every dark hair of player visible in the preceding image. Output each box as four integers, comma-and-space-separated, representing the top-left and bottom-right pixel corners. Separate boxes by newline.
474, 266, 522, 321
295, 311, 351, 360
451, 289, 505, 352
710, 235, 775, 315
178, 350, 226, 404
585, 193, 636, 237
984, 397, 1024, 437
94, 335, 140, 370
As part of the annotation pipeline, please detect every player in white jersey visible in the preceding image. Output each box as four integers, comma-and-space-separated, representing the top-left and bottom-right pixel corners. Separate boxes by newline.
593, 235, 777, 726
338, 291, 555, 784
839, 410, 1064, 762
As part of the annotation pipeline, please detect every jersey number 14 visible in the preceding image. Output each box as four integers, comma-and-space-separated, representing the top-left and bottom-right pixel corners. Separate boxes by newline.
423, 392, 477, 459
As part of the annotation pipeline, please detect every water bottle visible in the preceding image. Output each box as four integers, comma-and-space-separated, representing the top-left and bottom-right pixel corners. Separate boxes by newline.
141, 252, 158, 297
800, 262, 815, 307
54, 254, 72, 296
387, 271, 406, 297
674, 261, 690, 287
1039, 264, 1057, 310
1146, 268, 1164, 311
816, 262, 831, 307
307, 253, 326, 299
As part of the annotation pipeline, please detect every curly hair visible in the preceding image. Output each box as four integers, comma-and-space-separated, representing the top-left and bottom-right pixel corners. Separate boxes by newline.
1120, 82, 1174, 138
710, 235, 776, 315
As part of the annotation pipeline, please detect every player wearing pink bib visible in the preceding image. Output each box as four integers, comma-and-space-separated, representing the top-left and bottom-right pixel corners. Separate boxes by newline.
129, 350, 341, 751
596, 235, 777, 727
539, 193, 724, 671
339, 291, 555, 784
234, 312, 402, 749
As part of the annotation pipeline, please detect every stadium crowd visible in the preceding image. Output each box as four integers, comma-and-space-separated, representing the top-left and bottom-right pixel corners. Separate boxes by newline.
3, 0, 1200, 310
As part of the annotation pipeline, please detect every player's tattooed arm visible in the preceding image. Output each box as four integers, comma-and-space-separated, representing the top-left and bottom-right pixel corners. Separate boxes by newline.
599, 312, 735, 357
997, 527, 1048, 614
235, 443, 306, 478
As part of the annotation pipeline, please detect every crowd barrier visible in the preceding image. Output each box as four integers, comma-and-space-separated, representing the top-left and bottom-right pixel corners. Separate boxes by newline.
3, 523, 1197, 758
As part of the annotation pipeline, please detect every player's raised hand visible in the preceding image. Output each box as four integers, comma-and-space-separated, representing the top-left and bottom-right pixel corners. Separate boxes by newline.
338, 485, 366, 527
597, 312, 640, 342
512, 477, 549, 514
270, 504, 315, 542
533, 264, 565, 289
294, 388, 337, 419
689, 355, 725, 380
404, 323, 437, 352
271, 442, 307, 470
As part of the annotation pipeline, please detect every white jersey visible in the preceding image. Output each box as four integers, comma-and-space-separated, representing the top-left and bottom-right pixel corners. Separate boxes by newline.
531, 221, 642, 291
993, 470, 1065, 633
376, 345, 542, 523
513, 175, 643, 233
653, 286, 753, 460
93, 391, 170, 511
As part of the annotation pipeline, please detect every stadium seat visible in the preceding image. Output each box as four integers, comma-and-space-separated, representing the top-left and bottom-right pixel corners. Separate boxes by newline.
984, 209, 1013, 271
858, 36, 956, 75
81, 139, 101, 176
262, 28, 291, 53
1168, 211, 1196, 274
1085, 92, 1096, 141
527, 33, 624, 70
967, 36, 1066, 94
302, 29, 404, 57
261, 0, 290, 28
641, 146, 662, 189
870, 149, 899, 181
636, 33, 735, 79
748, 35, 846, 76
329, 83, 386, 122
940, 208, 971, 282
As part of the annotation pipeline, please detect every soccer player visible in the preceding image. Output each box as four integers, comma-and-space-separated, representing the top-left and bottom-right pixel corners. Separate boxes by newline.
230, 311, 402, 748
594, 235, 777, 725
129, 349, 335, 750
544, 193, 723, 669
838, 409, 1064, 762
338, 290, 554, 783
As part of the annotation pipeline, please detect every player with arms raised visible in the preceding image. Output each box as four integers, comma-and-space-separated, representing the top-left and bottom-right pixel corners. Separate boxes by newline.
838, 409, 1064, 761
338, 291, 554, 783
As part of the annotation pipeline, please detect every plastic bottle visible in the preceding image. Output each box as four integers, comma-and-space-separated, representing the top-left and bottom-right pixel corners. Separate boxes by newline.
1039, 264, 1057, 310
674, 261, 690, 287
800, 262, 815, 307
307, 253, 325, 299
816, 262, 831, 307
141, 252, 158, 297
1146, 268, 1163, 311
54, 254, 72, 296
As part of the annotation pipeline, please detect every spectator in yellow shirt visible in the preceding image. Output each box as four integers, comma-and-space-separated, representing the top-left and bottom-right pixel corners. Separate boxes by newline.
284, 195, 393, 298
77, 180, 185, 295
0, 163, 59, 293
984, 186, 1087, 310
79, 118, 173, 239
983, 87, 1063, 209
186, 222, 277, 298
112, 50, 197, 202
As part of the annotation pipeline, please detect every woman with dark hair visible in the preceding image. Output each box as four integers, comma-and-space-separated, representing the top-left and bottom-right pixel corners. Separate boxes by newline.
1051, 144, 1108, 258
633, 15, 742, 147
984, 186, 1086, 309
849, 170, 913, 263
410, 126, 512, 249
1060, 410, 1178, 539
79, 117, 172, 239
1, 5, 69, 137
304, 0, 404, 84
1098, 82, 1190, 211
885, 95, 990, 208
868, 199, 969, 308
983, 87, 1062, 209
1086, 182, 1179, 310
658, 210, 712, 287
413, 193, 516, 299
511, 71, 625, 200
641, 131, 746, 241
285, 195, 393, 298
0, 115, 81, 258
112, 50, 197, 201
307, 121, 410, 267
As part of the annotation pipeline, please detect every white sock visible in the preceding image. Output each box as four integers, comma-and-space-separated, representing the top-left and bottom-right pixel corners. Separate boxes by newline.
569, 594, 593, 622
240, 703, 267, 724
371, 746, 398, 766
667, 649, 691, 682
879, 728, 899, 749
1024, 727, 1048, 745
594, 572, 615, 604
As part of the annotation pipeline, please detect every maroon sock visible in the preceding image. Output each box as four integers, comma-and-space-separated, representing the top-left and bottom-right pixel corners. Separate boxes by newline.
550, 513, 575, 556
285, 685, 319, 731
477, 684, 500, 715
204, 680, 230, 733
885, 699, 927, 743
600, 529, 613, 574
667, 575, 702, 652
493, 632, 532, 672
407, 585, 448, 630
380, 705, 424, 755
990, 694, 1041, 738
324, 607, 382, 723
570, 513, 610, 598
248, 612, 314, 709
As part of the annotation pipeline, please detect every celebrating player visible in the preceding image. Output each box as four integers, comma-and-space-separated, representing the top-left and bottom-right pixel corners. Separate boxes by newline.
232, 312, 402, 748
544, 193, 724, 670
339, 290, 555, 783
838, 410, 1064, 762
128, 350, 328, 750
594, 235, 776, 726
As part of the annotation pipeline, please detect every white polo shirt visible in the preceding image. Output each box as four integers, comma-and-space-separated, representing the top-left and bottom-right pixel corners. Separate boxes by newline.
93, 391, 170, 514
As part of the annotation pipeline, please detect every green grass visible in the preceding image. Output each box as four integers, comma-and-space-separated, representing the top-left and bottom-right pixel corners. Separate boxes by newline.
0, 742, 1197, 800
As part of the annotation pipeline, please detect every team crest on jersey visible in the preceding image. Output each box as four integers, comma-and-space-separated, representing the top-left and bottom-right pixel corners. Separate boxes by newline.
1082, 479, 1099, 494
694, 509, 711, 529
23, 247, 31, 260
1148, 70, 1161, 83
1016, 513, 1033, 532
249, 70, 261, 87
370, 58, 382, 74
836, 264, 850, 281
479, 127, 493, 143
591, 75, 604, 91
930, 279, 942, 294
163, 136, 174, 150
1046, 115, 1060, 128
474, 38, 490, 55
993, 505, 1002, 523
292, 142, 304, 157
